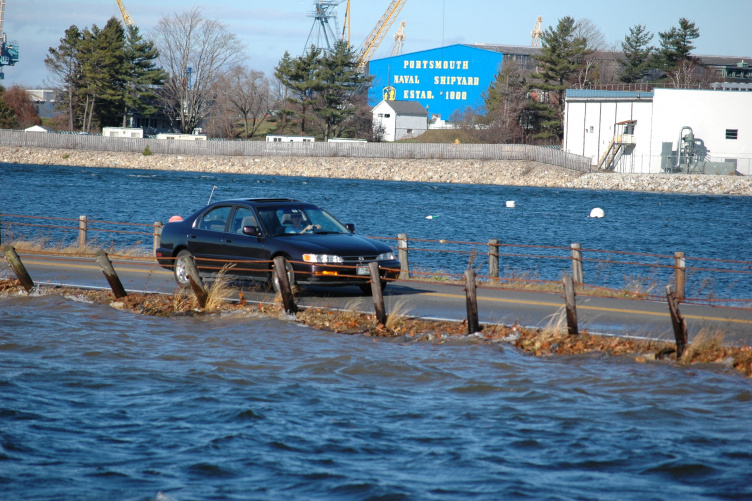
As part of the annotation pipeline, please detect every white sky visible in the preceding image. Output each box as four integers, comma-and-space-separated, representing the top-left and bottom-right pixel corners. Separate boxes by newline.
2, 0, 750, 87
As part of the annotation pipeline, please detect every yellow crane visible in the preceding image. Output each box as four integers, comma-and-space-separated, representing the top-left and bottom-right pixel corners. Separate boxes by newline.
341, 0, 350, 44
116, 0, 134, 26
391, 20, 405, 56
531, 16, 542, 47
356, 0, 407, 71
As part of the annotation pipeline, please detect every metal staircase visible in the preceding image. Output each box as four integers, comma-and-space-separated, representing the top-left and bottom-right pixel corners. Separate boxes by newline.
597, 121, 636, 171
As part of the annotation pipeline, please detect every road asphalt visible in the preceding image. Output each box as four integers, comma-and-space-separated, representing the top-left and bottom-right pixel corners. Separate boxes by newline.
3, 252, 752, 345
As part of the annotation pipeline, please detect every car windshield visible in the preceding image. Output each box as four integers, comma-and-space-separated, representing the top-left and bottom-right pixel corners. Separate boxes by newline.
257, 206, 350, 236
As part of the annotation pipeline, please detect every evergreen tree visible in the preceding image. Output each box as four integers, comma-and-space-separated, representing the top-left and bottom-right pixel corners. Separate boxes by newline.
314, 41, 372, 139
656, 18, 701, 86
0, 86, 19, 129
120, 25, 167, 127
481, 59, 528, 143
78, 18, 127, 130
620, 24, 654, 83
44, 25, 83, 130
529, 16, 589, 141
274, 46, 324, 134
46, 18, 167, 131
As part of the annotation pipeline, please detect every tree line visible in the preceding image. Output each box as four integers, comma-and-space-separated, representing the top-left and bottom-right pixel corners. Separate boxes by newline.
0, 11, 711, 143
461, 16, 706, 143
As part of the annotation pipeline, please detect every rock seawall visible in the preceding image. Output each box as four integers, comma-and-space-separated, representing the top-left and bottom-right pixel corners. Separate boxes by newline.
2, 146, 751, 196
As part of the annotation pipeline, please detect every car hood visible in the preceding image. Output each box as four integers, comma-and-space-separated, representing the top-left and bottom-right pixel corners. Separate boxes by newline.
274, 233, 392, 257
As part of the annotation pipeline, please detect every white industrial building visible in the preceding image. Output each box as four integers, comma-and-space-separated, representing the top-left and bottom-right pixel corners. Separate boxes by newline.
372, 100, 428, 142
563, 88, 752, 175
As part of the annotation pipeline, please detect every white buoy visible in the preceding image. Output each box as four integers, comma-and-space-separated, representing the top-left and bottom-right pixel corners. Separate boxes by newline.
506, 201, 515, 208
589, 208, 605, 218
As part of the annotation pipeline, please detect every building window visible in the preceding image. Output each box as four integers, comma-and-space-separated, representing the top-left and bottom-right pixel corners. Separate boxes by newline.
378, 113, 383, 118
406, 129, 413, 134
384, 114, 391, 118
726, 129, 738, 140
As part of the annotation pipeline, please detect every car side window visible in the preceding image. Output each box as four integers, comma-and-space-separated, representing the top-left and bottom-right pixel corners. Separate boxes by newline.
231, 207, 258, 234
197, 206, 232, 232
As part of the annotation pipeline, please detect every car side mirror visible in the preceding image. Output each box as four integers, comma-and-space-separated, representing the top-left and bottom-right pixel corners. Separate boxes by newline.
242, 226, 261, 236
345, 223, 355, 233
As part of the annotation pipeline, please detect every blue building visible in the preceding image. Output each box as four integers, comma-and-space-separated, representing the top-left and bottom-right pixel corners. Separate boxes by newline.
367, 44, 504, 120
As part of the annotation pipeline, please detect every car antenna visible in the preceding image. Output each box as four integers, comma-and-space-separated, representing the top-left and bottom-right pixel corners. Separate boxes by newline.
207, 185, 217, 204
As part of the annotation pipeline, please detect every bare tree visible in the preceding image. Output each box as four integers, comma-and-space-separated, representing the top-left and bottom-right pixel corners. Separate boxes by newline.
224, 66, 270, 139
151, 7, 245, 134
572, 18, 603, 89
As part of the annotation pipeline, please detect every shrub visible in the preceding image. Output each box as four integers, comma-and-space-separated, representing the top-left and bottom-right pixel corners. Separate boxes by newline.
142, 145, 153, 156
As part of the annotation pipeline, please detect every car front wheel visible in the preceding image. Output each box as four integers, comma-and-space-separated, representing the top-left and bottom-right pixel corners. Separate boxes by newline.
174, 250, 195, 288
271, 258, 295, 294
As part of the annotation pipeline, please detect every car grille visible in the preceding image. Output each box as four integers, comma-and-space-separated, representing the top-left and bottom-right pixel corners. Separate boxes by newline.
341, 255, 379, 263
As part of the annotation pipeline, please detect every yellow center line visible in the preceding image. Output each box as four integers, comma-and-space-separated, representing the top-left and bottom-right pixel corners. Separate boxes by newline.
422, 292, 752, 325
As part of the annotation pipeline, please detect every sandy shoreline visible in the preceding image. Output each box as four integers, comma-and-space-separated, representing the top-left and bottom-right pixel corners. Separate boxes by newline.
3, 146, 751, 196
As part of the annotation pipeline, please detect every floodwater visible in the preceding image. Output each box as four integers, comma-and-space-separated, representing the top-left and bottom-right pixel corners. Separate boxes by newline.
2, 293, 751, 500
2, 162, 752, 499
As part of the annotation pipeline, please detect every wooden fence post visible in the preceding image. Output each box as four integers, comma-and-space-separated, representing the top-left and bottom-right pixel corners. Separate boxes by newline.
562, 274, 579, 335
464, 269, 480, 334
666, 285, 688, 358
78, 215, 88, 248
95, 250, 127, 299
488, 238, 499, 285
183, 254, 207, 309
153, 222, 163, 256
369, 261, 387, 326
398, 233, 409, 279
674, 252, 686, 302
2, 245, 35, 293
273, 255, 297, 314
570, 243, 583, 284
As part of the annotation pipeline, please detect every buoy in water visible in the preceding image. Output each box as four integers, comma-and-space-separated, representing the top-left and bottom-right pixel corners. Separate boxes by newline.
506, 201, 515, 208
168, 215, 184, 223
589, 208, 605, 218
426, 214, 440, 219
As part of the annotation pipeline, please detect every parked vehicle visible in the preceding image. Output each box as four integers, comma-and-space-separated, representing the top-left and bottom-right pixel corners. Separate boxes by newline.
156, 198, 400, 294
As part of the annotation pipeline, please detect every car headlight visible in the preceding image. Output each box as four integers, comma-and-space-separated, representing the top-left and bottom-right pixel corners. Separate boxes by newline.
376, 252, 396, 261
303, 254, 343, 263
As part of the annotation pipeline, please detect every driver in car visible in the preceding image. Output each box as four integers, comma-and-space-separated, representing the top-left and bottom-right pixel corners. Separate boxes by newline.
286, 211, 321, 234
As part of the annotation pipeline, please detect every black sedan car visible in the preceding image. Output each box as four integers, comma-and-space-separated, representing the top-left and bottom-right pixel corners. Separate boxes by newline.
156, 198, 401, 294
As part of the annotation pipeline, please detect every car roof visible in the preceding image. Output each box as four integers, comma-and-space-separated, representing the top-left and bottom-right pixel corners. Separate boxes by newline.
214, 198, 303, 205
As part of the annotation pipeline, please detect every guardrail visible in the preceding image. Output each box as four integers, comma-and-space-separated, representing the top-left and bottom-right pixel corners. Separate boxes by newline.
0, 130, 593, 173
2, 212, 750, 308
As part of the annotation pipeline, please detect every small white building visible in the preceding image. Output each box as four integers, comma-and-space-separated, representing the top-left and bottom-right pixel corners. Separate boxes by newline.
102, 127, 143, 138
372, 100, 428, 142
563, 88, 752, 174
24, 125, 56, 133
265, 135, 315, 142
156, 133, 207, 141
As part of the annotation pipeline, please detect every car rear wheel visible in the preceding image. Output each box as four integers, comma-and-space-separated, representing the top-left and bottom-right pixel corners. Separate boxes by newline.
271, 258, 295, 294
174, 250, 195, 288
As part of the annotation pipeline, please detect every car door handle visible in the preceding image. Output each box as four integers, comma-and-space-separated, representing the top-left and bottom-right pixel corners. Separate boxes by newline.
189, 234, 197, 239
223, 239, 232, 243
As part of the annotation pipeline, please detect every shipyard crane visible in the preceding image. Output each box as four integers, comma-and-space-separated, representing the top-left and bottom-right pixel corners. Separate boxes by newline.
531, 16, 542, 47
0, 0, 19, 79
116, 0, 134, 26
305, 1, 343, 51
391, 20, 405, 56
356, 0, 407, 71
